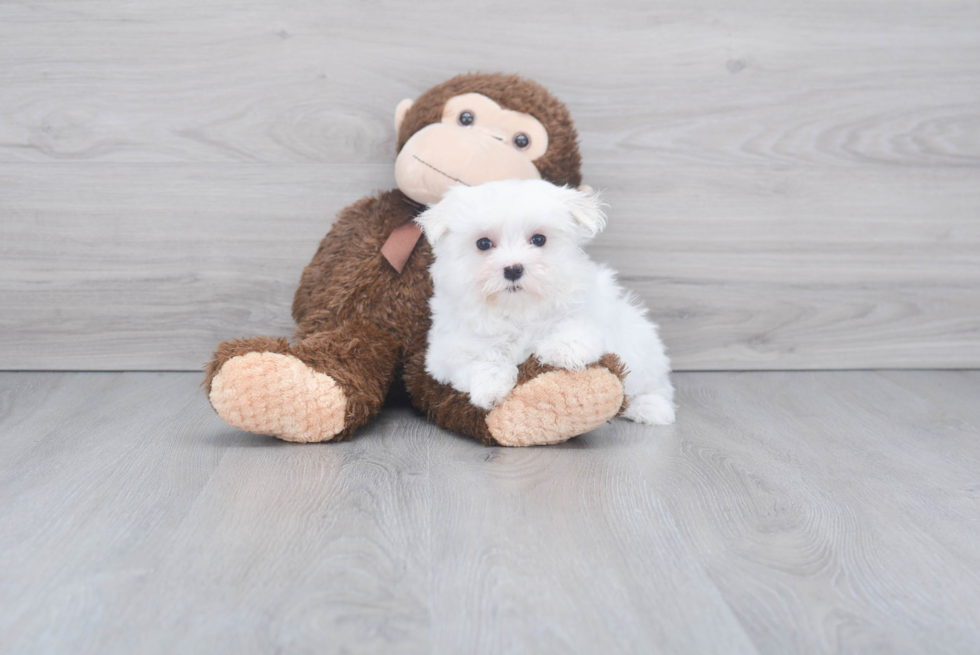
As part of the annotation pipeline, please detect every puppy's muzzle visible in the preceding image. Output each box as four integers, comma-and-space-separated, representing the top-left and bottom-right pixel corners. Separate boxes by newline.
503, 264, 524, 281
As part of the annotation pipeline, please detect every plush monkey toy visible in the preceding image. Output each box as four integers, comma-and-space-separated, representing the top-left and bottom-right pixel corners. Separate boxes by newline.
205, 73, 627, 447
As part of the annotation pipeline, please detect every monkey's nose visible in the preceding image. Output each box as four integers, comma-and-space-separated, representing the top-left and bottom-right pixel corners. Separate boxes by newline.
503, 264, 524, 281
478, 125, 509, 142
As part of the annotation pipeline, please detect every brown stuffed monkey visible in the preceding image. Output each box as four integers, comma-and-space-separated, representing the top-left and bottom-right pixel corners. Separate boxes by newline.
204, 73, 626, 447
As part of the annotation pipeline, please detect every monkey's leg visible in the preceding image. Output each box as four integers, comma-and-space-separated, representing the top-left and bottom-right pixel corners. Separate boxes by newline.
205, 321, 399, 443
404, 351, 627, 447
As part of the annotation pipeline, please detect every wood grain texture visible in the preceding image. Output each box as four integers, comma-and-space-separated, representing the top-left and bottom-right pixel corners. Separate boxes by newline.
2, 370, 980, 654
2, 163, 977, 370
0, 1, 977, 167
1, 0, 979, 370
0, 373, 433, 654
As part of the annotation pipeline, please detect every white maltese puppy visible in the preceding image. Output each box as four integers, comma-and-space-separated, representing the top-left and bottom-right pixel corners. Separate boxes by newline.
416, 178, 675, 425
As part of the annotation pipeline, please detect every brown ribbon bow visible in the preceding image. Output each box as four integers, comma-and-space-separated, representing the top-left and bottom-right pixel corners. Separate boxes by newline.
381, 197, 427, 274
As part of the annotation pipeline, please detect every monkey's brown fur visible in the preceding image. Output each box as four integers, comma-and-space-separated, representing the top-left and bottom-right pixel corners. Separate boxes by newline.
204, 73, 625, 445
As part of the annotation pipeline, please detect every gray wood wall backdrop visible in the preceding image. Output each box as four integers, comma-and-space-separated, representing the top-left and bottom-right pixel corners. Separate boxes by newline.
1, 0, 978, 371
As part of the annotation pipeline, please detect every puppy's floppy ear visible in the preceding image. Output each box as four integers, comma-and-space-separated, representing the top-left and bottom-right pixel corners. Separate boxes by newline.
414, 197, 453, 245
558, 185, 607, 239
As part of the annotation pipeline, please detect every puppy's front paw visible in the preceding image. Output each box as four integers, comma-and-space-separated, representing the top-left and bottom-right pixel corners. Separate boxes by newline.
535, 330, 604, 371
468, 365, 519, 410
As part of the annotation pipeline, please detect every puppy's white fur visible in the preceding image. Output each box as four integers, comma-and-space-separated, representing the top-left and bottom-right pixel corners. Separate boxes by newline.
417, 179, 675, 425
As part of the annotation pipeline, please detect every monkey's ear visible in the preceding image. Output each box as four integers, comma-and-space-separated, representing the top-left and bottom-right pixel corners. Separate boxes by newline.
560, 186, 607, 239
394, 99, 414, 133
414, 200, 452, 245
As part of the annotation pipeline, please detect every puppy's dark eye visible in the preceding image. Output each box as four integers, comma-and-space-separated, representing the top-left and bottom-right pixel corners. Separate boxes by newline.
458, 111, 475, 126
530, 234, 546, 247
476, 237, 493, 251
513, 133, 530, 149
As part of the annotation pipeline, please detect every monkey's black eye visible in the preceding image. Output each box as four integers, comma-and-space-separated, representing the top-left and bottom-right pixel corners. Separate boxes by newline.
513, 133, 530, 149
458, 111, 475, 126
530, 234, 546, 247
476, 237, 493, 251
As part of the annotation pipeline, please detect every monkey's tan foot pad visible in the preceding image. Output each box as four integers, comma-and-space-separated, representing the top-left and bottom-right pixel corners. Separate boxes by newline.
485, 367, 624, 447
209, 352, 347, 443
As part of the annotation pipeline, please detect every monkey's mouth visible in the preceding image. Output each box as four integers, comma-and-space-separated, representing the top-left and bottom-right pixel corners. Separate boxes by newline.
413, 155, 470, 186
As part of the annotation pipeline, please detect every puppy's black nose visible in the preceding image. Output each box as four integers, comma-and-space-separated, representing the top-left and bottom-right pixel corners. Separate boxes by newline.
503, 264, 524, 281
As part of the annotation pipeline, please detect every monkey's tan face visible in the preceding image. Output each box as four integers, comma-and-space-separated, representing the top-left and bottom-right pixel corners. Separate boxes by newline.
394, 93, 550, 205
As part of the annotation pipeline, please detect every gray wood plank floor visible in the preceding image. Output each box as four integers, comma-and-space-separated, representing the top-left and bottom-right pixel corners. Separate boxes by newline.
2, 371, 979, 654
